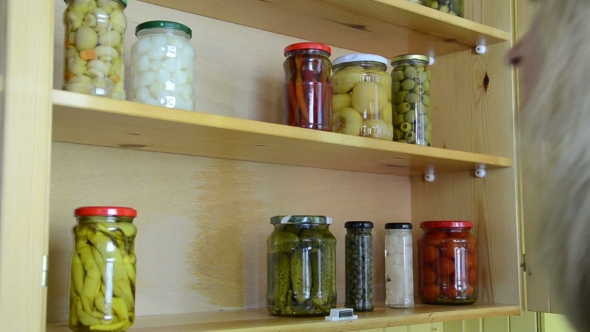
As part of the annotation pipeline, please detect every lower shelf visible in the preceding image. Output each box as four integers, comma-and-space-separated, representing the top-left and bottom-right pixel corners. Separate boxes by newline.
46, 303, 520, 332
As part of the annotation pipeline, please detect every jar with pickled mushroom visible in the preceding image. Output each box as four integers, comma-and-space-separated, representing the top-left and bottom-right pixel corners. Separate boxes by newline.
418, 221, 477, 305
283, 43, 332, 131
131, 21, 196, 111
68, 206, 137, 332
390, 54, 432, 146
423, 0, 463, 17
344, 221, 374, 312
63, 0, 127, 99
267, 215, 337, 316
332, 54, 393, 140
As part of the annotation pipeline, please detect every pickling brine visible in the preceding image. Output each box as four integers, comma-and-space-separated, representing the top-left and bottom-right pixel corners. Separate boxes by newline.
63, 0, 127, 100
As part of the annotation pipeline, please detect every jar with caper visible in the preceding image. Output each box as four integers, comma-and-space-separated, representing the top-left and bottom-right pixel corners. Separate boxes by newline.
390, 54, 432, 146
344, 221, 374, 312
423, 0, 464, 17
267, 215, 337, 316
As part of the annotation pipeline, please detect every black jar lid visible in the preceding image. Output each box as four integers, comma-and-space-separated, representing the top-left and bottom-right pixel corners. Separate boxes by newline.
385, 223, 412, 229
345, 221, 374, 229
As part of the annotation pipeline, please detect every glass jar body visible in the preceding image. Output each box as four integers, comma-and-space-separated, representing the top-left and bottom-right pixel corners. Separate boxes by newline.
423, 0, 464, 17
345, 228, 374, 311
68, 215, 137, 332
131, 27, 196, 111
390, 58, 431, 146
385, 229, 414, 308
417, 227, 477, 304
332, 61, 393, 140
267, 217, 337, 316
63, 0, 127, 99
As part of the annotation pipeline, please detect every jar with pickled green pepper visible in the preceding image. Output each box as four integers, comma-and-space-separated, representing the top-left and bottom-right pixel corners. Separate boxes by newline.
68, 206, 137, 332
267, 215, 337, 316
344, 221, 374, 312
332, 54, 393, 140
423, 0, 464, 17
63, 0, 127, 99
390, 54, 432, 146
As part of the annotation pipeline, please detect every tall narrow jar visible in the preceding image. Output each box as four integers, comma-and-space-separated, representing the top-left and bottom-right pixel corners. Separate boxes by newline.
345, 221, 374, 312
63, 0, 127, 99
68, 206, 137, 332
385, 223, 414, 308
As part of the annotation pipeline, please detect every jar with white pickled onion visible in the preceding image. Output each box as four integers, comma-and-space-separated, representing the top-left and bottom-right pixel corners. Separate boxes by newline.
131, 21, 196, 111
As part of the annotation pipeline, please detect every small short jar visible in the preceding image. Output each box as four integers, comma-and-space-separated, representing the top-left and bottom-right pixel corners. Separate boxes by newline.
332, 54, 393, 140
68, 206, 137, 332
390, 54, 432, 146
267, 215, 337, 316
423, 0, 464, 17
385, 223, 414, 308
344, 221, 374, 312
131, 21, 196, 111
418, 221, 477, 305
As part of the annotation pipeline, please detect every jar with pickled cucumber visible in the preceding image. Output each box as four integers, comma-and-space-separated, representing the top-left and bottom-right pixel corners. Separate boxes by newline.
131, 21, 196, 111
423, 0, 464, 17
332, 54, 393, 140
390, 54, 432, 146
63, 0, 127, 100
68, 206, 137, 332
267, 215, 337, 316
418, 221, 477, 305
344, 221, 374, 312
283, 43, 332, 131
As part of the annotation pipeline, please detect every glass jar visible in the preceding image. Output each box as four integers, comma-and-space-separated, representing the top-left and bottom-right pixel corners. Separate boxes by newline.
390, 54, 431, 146
423, 0, 464, 17
283, 43, 332, 131
385, 223, 414, 308
417, 221, 477, 305
63, 0, 127, 100
131, 21, 196, 111
267, 215, 336, 316
68, 206, 137, 332
407, 0, 423, 3
332, 54, 393, 140
344, 221, 374, 312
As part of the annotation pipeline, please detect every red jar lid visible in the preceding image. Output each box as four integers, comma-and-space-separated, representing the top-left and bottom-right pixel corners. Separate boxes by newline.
284, 42, 331, 56
75, 206, 137, 218
420, 221, 473, 229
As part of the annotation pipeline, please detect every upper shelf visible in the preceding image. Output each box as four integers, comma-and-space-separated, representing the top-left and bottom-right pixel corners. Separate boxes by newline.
139, 0, 510, 58
52, 90, 511, 176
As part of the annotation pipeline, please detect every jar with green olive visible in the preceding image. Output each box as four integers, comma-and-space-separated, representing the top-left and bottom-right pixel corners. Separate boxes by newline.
332, 54, 393, 141
390, 54, 432, 146
63, 0, 127, 99
423, 0, 464, 17
267, 215, 337, 316
344, 221, 374, 312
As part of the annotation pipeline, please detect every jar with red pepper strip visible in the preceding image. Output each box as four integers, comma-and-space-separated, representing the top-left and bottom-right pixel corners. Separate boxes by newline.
282, 42, 332, 131
418, 221, 477, 305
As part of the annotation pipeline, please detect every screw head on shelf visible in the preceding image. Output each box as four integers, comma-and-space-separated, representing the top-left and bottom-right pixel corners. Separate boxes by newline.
424, 173, 435, 182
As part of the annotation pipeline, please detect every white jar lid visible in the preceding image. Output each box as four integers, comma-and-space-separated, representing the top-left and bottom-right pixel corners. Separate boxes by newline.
332, 53, 388, 67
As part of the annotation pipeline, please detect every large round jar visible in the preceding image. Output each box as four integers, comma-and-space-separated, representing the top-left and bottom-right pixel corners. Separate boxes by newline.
385, 223, 414, 308
332, 54, 393, 140
344, 221, 374, 312
390, 54, 432, 146
267, 215, 336, 316
417, 221, 477, 305
68, 206, 137, 332
423, 0, 464, 17
63, 0, 127, 100
131, 21, 195, 111
283, 43, 332, 131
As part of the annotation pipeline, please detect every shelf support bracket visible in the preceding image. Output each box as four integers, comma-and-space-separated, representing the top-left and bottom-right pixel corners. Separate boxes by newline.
475, 165, 486, 178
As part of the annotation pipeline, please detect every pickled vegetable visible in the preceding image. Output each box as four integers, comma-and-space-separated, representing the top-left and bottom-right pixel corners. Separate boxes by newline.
63, 0, 127, 99
345, 222, 374, 312
68, 217, 137, 331
391, 55, 432, 146
267, 217, 336, 316
423, 0, 463, 17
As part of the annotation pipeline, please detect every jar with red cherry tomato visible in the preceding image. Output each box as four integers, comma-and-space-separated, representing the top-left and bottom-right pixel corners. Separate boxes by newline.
417, 221, 477, 305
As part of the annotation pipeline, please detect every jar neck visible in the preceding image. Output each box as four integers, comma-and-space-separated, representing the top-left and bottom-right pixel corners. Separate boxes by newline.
136, 28, 191, 41
285, 49, 330, 58
424, 227, 470, 232
77, 216, 134, 223
347, 228, 372, 234
334, 61, 387, 72
391, 59, 429, 67
387, 229, 412, 233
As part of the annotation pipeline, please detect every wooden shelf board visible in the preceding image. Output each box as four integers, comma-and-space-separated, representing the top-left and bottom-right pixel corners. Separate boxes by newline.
138, 0, 509, 58
52, 90, 512, 176
46, 303, 520, 332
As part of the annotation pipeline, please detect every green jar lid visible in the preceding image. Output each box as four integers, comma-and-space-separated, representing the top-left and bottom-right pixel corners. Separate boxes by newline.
391, 54, 430, 65
64, 0, 127, 8
135, 20, 193, 38
271, 215, 333, 225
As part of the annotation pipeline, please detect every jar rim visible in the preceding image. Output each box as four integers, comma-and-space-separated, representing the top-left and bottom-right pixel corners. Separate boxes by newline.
333, 53, 388, 68
385, 222, 412, 230
391, 54, 430, 65
420, 221, 473, 229
271, 215, 332, 225
136, 21, 192, 39
65, 0, 127, 8
75, 206, 137, 218
345, 221, 374, 229
284, 42, 331, 56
